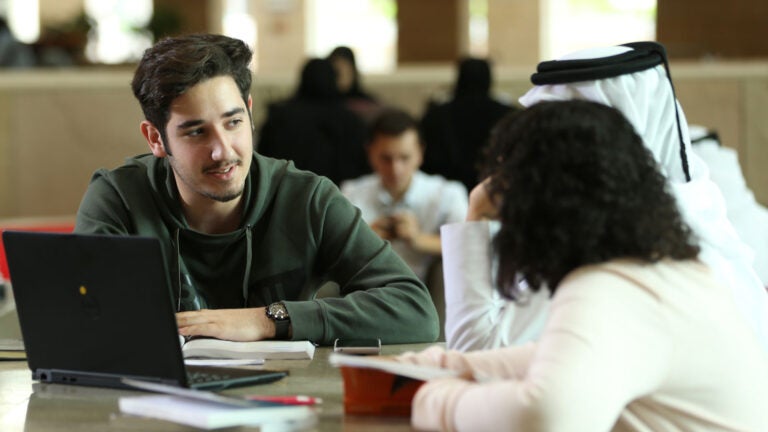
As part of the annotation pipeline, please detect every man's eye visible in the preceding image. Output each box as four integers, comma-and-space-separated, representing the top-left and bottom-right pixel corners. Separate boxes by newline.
228, 118, 243, 127
185, 128, 203, 137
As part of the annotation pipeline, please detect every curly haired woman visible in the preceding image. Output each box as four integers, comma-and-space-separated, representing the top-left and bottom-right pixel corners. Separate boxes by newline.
397, 100, 768, 431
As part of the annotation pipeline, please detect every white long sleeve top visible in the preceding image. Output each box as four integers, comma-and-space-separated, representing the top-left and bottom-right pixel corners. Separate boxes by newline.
441, 221, 549, 350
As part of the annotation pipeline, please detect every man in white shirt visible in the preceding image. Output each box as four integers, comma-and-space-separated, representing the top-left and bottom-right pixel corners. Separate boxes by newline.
342, 108, 468, 283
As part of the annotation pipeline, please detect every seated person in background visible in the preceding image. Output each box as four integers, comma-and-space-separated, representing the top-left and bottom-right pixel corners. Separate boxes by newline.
689, 125, 768, 286
341, 108, 467, 283
420, 57, 514, 192
257, 57, 369, 186
0, 18, 35, 67
327, 45, 381, 123
75, 34, 439, 345
398, 100, 768, 432
444, 41, 768, 352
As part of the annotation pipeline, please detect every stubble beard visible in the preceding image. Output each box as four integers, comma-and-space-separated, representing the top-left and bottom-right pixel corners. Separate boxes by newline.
204, 186, 244, 203
169, 157, 246, 203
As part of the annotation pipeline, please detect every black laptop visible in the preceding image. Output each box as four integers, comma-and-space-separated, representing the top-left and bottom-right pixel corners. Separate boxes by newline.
2, 230, 287, 390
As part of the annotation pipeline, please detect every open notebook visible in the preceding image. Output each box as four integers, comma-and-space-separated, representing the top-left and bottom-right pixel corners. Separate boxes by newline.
2, 231, 286, 390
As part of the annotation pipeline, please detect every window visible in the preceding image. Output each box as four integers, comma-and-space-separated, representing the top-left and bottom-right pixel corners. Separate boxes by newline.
544, 0, 656, 59
84, 0, 153, 64
306, 0, 396, 73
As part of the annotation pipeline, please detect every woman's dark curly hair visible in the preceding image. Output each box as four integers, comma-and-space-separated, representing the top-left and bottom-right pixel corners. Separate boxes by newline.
482, 100, 700, 300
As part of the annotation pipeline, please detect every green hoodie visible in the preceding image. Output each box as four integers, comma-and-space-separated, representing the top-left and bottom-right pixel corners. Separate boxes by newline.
75, 152, 439, 345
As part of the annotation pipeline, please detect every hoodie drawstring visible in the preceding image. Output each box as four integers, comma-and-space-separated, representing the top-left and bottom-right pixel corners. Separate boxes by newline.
173, 228, 182, 311
243, 225, 253, 306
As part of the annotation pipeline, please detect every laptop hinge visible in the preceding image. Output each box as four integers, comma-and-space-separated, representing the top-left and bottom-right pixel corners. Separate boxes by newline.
33, 369, 183, 390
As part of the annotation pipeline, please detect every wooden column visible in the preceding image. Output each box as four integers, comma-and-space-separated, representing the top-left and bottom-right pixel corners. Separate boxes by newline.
152, 0, 213, 36
657, 0, 768, 59
396, 0, 466, 64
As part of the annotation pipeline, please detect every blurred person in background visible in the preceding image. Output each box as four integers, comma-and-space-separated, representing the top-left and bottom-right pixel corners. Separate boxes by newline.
257, 57, 369, 186
342, 107, 467, 283
420, 57, 514, 192
328, 46, 381, 123
0, 18, 35, 67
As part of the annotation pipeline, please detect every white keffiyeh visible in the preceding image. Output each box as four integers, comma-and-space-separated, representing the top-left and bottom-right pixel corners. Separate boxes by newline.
520, 45, 768, 350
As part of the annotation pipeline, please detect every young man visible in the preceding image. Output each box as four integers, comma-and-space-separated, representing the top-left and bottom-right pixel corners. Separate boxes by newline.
74, 34, 439, 345
341, 108, 467, 282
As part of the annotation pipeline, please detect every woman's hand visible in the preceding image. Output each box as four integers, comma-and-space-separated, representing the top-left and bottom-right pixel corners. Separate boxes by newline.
466, 178, 500, 221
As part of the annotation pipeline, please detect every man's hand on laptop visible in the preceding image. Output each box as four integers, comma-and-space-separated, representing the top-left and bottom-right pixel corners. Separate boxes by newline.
176, 308, 276, 341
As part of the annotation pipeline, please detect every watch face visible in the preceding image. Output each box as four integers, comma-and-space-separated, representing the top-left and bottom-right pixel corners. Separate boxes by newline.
268, 302, 289, 320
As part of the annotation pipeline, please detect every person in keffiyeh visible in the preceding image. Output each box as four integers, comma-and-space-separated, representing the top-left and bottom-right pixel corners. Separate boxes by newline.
442, 42, 768, 354
688, 124, 768, 286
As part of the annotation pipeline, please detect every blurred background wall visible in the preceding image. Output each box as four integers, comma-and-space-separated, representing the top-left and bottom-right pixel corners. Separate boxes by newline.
0, 0, 767, 219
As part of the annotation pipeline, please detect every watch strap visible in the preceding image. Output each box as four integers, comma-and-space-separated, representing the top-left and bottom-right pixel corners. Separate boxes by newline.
266, 302, 291, 340
273, 317, 290, 340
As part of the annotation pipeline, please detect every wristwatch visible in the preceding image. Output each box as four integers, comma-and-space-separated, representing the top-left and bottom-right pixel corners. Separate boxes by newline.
266, 302, 291, 340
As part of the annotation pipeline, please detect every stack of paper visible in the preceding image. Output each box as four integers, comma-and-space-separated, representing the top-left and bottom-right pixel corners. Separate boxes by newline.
119, 395, 316, 430
329, 353, 459, 380
182, 338, 316, 360
0, 338, 25, 361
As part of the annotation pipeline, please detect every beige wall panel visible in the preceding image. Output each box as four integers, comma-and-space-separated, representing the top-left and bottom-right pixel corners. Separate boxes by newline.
487, 0, 540, 67
252, 0, 306, 74
0, 93, 11, 216
673, 78, 742, 154
0, 62, 767, 218
7, 89, 144, 217
744, 80, 768, 205
38, 0, 84, 26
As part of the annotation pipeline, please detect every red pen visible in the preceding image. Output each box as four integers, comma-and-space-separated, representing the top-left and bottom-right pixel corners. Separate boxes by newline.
246, 395, 322, 406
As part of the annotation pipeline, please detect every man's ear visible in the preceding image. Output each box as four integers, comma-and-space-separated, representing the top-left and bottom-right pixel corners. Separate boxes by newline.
141, 121, 168, 157
247, 95, 254, 129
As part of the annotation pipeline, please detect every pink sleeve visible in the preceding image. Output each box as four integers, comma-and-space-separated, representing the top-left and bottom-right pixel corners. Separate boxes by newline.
406, 345, 536, 432
397, 344, 537, 380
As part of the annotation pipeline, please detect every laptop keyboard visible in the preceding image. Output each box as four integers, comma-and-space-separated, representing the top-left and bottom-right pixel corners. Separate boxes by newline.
184, 365, 288, 390
187, 370, 232, 384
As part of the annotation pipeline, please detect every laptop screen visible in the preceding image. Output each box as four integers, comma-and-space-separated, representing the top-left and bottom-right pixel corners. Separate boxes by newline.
3, 231, 189, 387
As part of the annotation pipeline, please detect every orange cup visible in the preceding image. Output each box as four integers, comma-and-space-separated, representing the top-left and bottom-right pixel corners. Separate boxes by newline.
339, 366, 425, 416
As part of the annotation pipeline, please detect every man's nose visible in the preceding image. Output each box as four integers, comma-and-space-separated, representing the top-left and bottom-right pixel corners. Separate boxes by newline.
391, 160, 406, 177
210, 128, 234, 160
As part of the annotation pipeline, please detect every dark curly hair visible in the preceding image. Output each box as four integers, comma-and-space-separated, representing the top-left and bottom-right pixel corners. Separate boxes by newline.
131, 34, 253, 152
482, 100, 700, 300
